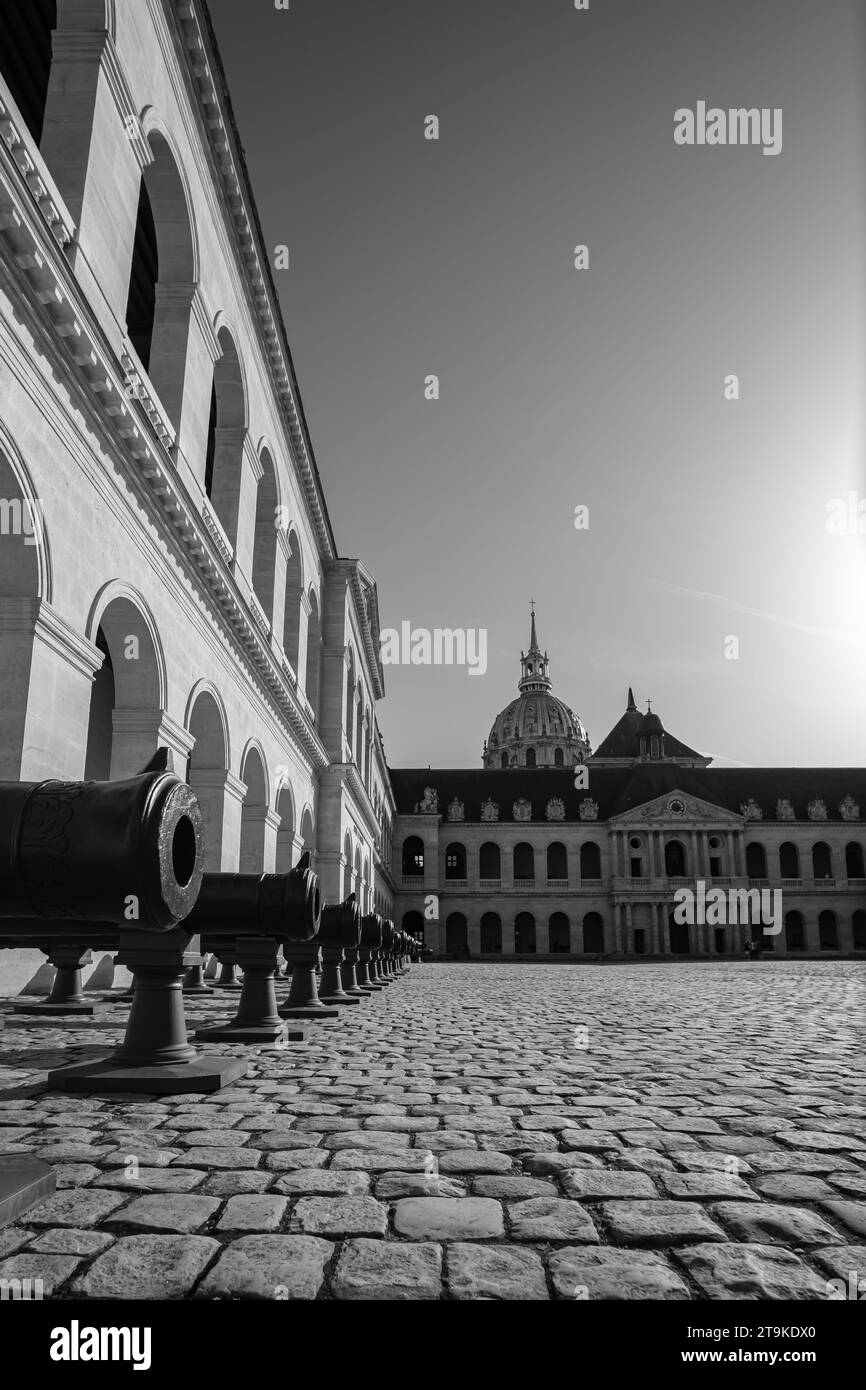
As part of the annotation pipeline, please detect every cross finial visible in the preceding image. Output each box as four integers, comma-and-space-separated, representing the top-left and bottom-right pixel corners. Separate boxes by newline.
530, 597, 535, 616
646, 698, 652, 712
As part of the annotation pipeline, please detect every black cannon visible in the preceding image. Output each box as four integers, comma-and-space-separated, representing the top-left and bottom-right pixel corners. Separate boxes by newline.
0, 754, 250, 1095
358, 912, 389, 990
317, 895, 365, 1005
187, 858, 322, 1042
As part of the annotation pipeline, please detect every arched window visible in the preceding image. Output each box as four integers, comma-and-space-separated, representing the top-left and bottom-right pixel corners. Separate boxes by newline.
355, 683, 364, 766
854, 910, 866, 951
252, 449, 279, 622
342, 837, 353, 898
304, 589, 321, 716
500, 752, 509, 768
779, 842, 800, 878
344, 653, 356, 758
784, 911, 805, 952
668, 911, 690, 956
664, 840, 687, 877
84, 595, 164, 781
547, 842, 567, 881
526, 747, 537, 768
580, 842, 601, 879
812, 843, 833, 879
515, 912, 536, 953
281, 528, 303, 673
0, 1, 57, 145
819, 909, 838, 950
403, 910, 424, 945
84, 629, 115, 781
480, 912, 502, 954
548, 912, 570, 953
583, 912, 604, 953
479, 842, 500, 880
186, 688, 230, 872
845, 843, 865, 879
445, 913, 468, 958
402, 836, 424, 877
554, 747, 564, 768
275, 780, 296, 874
513, 843, 534, 882
239, 747, 268, 875
745, 842, 767, 878
203, 328, 246, 544
445, 843, 466, 879
124, 132, 196, 428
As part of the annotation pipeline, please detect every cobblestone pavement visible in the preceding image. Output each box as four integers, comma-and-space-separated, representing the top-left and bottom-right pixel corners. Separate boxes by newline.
1, 961, 864, 1300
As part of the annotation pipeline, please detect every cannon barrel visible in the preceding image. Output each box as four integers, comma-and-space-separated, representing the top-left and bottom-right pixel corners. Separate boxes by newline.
360, 911, 384, 949
318, 896, 362, 949
183, 860, 321, 943
0, 766, 204, 930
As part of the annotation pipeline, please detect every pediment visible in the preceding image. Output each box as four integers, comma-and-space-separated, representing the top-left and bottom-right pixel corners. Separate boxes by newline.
608, 789, 740, 828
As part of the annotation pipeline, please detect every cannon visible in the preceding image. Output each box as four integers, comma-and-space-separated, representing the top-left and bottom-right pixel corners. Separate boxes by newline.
0, 754, 248, 1095
358, 912, 389, 990
317, 895, 365, 1005
187, 858, 321, 1042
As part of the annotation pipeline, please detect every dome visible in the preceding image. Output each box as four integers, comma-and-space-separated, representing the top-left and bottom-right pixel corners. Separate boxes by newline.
482, 607, 592, 769
640, 710, 664, 734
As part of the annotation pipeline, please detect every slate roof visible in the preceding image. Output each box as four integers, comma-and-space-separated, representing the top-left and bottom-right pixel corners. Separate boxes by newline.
388, 766, 866, 824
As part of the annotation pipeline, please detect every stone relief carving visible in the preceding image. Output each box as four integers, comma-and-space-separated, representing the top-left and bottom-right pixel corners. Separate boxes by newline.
545, 798, 565, 821
807, 797, 827, 821
775, 799, 795, 820
839, 795, 860, 821
480, 798, 499, 822
578, 798, 598, 821
513, 798, 532, 822
446, 798, 464, 822
740, 798, 762, 821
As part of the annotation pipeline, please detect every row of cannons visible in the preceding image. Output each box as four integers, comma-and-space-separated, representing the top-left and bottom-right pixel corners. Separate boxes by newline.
0, 753, 420, 1100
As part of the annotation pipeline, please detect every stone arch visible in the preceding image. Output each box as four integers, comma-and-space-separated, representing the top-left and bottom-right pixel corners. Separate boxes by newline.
745, 842, 767, 879
818, 909, 838, 950
185, 683, 230, 871
583, 911, 604, 953
362, 854, 371, 913
445, 912, 468, 957
275, 776, 296, 873
403, 909, 424, 946
784, 910, 805, 952
281, 526, 304, 673
664, 839, 687, 877
204, 324, 247, 545
515, 911, 536, 954
845, 842, 865, 879
304, 587, 321, 716
239, 742, 269, 874
445, 842, 466, 880
124, 122, 197, 425
580, 841, 601, 879
479, 842, 500, 879
0, 437, 52, 776
344, 648, 356, 758
354, 682, 364, 766
547, 841, 568, 880
299, 805, 315, 862
402, 835, 424, 877
84, 584, 167, 780
548, 911, 570, 953
779, 841, 800, 878
812, 842, 833, 880
342, 831, 353, 898
251, 446, 279, 623
513, 842, 534, 883
480, 912, 501, 954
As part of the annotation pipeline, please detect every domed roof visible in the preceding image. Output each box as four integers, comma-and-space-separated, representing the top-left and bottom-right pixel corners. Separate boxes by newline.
482, 607, 592, 769
488, 693, 588, 748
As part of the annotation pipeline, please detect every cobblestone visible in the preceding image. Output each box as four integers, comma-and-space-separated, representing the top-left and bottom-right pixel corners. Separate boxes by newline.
0, 961, 862, 1299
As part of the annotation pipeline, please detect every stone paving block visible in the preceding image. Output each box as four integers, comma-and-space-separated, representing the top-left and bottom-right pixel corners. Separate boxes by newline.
264, 1150, 330, 1172
26, 1187, 130, 1227
0, 1253, 82, 1296
174, 1147, 262, 1169
549, 1246, 690, 1300
754, 1174, 838, 1201
373, 1172, 467, 1199
289, 1196, 388, 1237
393, 1197, 505, 1241
324, 1131, 412, 1151
73, 1236, 220, 1300
103, 1194, 221, 1234
196, 1235, 332, 1300
0, 1228, 34, 1258
26, 1228, 115, 1257
711, 1201, 844, 1246
523, 1152, 606, 1175
657, 1172, 759, 1201
473, 1175, 557, 1199
508, 1198, 600, 1243
677, 1242, 831, 1299
216, 1196, 288, 1232
558, 1131, 624, 1152
272, 1170, 370, 1197
333, 1238, 443, 1300
811, 1245, 866, 1288
53, 1164, 103, 1188
330, 1149, 433, 1172
447, 1242, 549, 1300
819, 1201, 866, 1239
560, 1170, 658, 1200
828, 1173, 866, 1196
602, 1200, 726, 1246
97, 1168, 207, 1193
437, 1150, 513, 1174
777, 1130, 863, 1152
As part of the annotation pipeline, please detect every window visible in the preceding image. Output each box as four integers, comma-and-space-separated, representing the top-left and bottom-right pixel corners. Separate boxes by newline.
580, 842, 601, 879
548, 913, 570, 953
547, 842, 567, 880
445, 843, 466, 879
526, 747, 537, 768
845, 843, 865, 878
583, 912, 604, 953
480, 913, 501, 954
554, 747, 564, 767
745, 842, 767, 878
785, 911, 805, 952
479, 842, 500, 879
664, 840, 687, 877
812, 843, 832, 879
513, 843, 534, 882
515, 912, 536, 953
779, 842, 799, 878
819, 910, 838, 950
401, 837, 424, 876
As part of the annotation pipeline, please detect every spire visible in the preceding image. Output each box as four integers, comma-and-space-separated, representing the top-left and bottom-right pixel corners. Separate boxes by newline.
528, 599, 540, 655
518, 600, 551, 694
627, 687, 636, 711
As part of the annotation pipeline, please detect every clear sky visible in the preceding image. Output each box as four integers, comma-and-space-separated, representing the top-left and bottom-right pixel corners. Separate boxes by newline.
207, 0, 866, 769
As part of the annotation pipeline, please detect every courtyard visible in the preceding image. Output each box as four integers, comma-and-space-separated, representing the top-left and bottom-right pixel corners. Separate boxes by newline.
0, 960, 863, 1301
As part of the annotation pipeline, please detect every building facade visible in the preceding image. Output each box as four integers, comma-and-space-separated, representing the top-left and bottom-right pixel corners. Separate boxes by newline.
0, 0, 395, 946
392, 618, 866, 959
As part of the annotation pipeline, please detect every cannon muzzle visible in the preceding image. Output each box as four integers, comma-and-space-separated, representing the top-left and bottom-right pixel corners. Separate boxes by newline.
185, 859, 321, 942
319, 894, 362, 949
0, 765, 204, 929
